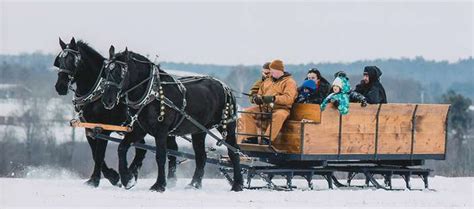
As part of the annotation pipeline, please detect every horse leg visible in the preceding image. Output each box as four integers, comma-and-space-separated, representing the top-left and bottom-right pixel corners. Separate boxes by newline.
99, 134, 121, 187
117, 131, 140, 189
84, 133, 101, 187
187, 132, 207, 189
150, 131, 168, 192
167, 136, 178, 187
220, 122, 243, 191
85, 130, 118, 187
128, 138, 147, 186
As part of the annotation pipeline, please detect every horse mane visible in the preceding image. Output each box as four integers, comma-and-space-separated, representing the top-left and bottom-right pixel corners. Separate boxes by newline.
116, 51, 164, 72
77, 40, 105, 61
129, 51, 149, 63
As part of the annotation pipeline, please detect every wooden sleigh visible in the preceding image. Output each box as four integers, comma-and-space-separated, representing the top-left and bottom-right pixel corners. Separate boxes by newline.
237, 103, 450, 162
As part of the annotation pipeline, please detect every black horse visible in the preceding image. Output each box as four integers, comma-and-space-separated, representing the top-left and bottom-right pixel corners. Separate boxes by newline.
101, 46, 243, 192
53, 38, 178, 189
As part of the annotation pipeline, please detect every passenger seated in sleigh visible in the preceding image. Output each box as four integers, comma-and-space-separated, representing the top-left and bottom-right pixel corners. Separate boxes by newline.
239, 59, 298, 145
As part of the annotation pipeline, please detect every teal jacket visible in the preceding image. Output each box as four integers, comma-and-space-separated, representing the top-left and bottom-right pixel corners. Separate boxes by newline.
320, 76, 351, 115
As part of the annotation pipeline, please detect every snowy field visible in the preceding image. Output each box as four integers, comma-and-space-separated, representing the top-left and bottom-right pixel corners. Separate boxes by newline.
1, 170, 472, 209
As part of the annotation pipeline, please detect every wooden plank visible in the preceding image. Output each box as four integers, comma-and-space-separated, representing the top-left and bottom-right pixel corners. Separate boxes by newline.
340, 103, 379, 154
274, 120, 306, 153
289, 103, 321, 122
238, 144, 276, 153
236, 118, 246, 144
70, 119, 132, 132
377, 104, 416, 154
303, 103, 339, 155
413, 104, 449, 154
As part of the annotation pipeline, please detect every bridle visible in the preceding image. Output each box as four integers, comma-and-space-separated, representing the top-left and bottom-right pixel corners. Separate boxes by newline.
103, 59, 128, 89
103, 59, 129, 106
54, 47, 107, 110
56, 48, 82, 80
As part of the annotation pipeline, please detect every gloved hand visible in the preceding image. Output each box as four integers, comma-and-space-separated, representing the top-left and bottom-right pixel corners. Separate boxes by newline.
361, 99, 368, 107
262, 96, 275, 104
296, 95, 305, 103
253, 95, 263, 105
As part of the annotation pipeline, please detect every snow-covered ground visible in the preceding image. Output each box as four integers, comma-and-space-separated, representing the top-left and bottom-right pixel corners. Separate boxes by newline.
1, 169, 472, 209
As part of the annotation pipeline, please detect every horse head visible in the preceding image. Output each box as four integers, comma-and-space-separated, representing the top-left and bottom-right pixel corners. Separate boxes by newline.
101, 45, 132, 110
54, 37, 81, 95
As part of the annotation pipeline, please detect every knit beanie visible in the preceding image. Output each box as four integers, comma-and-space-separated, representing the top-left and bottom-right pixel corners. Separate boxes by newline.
302, 79, 317, 91
332, 77, 343, 89
269, 59, 284, 71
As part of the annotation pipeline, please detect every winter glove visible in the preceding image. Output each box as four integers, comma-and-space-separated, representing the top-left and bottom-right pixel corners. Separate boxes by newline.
262, 95, 275, 104
253, 95, 263, 105
296, 95, 305, 103
361, 99, 368, 107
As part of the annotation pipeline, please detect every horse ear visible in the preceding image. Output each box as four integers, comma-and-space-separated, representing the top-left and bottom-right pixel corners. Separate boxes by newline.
70, 37, 77, 49
59, 37, 66, 50
109, 45, 115, 59
124, 47, 130, 61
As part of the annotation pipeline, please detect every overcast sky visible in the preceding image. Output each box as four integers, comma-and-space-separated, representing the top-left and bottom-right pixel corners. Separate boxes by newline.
0, 0, 472, 65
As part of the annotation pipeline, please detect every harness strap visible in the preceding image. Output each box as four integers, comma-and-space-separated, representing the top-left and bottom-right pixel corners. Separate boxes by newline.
73, 63, 107, 107
160, 96, 241, 155
168, 76, 187, 135
124, 64, 159, 109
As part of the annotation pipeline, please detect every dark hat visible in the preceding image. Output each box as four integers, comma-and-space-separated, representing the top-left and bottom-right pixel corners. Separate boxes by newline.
262, 62, 271, 70
364, 66, 382, 82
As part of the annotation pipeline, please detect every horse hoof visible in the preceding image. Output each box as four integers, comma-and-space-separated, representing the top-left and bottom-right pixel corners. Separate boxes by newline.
85, 178, 100, 188
124, 177, 137, 190
167, 177, 177, 188
103, 169, 120, 187
231, 183, 243, 192
150, 184, 166, 193
185, 181, 202, 189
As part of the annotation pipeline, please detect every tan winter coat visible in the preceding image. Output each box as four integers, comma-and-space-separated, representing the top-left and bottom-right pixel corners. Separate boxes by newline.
257, 73, 298, 109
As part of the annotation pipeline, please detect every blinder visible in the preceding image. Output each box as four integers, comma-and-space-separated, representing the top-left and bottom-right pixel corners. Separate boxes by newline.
54, 48, 82, 80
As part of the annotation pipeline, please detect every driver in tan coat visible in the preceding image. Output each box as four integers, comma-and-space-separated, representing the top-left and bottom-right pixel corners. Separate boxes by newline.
240, 59, 298, 145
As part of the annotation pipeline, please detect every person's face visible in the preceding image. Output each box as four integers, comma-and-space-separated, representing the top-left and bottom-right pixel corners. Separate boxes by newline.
262, 68, 271, 78
363, 72, 370, 84
271, 68, 283, 79
333, 86, 341, 93
307, 72, 318, 82
303, 88, 310, 93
